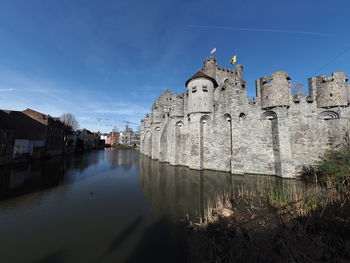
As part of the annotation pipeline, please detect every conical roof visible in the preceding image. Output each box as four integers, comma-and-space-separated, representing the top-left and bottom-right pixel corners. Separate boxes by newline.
185, 71, 218, 88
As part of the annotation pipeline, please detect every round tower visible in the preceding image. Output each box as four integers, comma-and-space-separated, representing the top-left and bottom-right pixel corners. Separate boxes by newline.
260, 71, 291, 109
316, 72, 349, 108
185, 71, 218, 114
202, 56, 217, 79
169, 94, 184, 117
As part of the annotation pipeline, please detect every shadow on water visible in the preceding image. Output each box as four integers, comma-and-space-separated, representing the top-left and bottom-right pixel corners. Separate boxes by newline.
106, 216, 143, 254
93, 216, 144, 263
125, 218, 186, 263
32, 250, 67, 263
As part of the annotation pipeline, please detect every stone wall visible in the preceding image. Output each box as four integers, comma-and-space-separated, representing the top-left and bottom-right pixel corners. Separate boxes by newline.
140, 56, 350, 178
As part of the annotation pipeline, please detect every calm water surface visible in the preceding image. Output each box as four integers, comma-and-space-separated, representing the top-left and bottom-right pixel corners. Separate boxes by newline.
0, 149, 322, 263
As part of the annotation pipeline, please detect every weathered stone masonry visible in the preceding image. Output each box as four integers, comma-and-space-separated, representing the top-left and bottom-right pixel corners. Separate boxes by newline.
140, 56, 350, 178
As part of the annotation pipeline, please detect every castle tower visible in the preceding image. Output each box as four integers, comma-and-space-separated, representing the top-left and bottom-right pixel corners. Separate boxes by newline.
315, 72, 349, 108
259, 71, 291, 109
202, 56, 217, 79
185, 71, 218, 114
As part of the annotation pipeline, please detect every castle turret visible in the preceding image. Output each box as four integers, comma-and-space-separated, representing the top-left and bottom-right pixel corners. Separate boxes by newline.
235, 64, 243, 79
259, 71, 291, 109
315, 72, 349, 108
202, 56, 217, 79
185, 71, 218, 114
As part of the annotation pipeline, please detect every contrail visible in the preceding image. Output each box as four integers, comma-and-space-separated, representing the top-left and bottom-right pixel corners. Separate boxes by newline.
186, 25, 334, 38
312, 45, 350, 75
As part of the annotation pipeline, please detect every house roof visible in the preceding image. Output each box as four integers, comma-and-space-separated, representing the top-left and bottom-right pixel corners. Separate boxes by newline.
0, 110, 46, 140
22, 108, 49, 125
23, 108, 63, 128
185, 71, 218, 88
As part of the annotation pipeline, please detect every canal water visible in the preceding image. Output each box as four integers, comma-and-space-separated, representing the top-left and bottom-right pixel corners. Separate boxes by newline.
0, 149, 323, 263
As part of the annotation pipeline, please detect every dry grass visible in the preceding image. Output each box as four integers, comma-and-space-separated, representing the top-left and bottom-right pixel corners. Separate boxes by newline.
184, 185, 350, 263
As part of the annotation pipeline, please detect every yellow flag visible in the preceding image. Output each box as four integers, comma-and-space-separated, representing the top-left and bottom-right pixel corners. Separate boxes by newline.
230, 55, 237, 65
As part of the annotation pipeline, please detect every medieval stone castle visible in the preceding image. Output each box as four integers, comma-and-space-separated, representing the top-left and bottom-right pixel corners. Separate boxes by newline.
140, 56, 350, 178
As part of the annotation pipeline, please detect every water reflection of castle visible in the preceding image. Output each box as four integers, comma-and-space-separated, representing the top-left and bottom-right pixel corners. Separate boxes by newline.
139, 155, 321, 221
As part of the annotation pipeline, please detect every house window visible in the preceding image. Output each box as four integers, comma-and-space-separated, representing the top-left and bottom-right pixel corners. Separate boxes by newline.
192, 86, 197, 93
202, 86, 208, 92
330, 93, 333, 97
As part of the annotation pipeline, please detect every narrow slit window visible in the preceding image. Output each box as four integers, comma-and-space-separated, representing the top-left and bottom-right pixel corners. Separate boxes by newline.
202, 86, 208, 92
192, 86, 197, 93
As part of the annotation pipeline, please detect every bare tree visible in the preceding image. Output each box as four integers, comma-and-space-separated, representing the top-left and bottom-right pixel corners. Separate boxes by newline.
291, 82, 306, 96
60, 113, 79, 130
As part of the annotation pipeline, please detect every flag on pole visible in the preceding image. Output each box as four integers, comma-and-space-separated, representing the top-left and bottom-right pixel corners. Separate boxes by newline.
210, 48, 217, 54
230, 55, 237, 65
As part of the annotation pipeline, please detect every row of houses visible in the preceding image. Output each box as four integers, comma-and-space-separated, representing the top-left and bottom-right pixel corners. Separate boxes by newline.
67, 129, 106, 152
102, 126, 140, 147
0, 108, 105, 165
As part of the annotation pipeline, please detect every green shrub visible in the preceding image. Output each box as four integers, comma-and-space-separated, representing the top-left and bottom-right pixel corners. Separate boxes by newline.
302, 147, 350, 189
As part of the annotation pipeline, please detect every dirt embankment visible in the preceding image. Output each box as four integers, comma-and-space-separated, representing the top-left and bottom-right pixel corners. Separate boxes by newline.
185, 191, 350, 263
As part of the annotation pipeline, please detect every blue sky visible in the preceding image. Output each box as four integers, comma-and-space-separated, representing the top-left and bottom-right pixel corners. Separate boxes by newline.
0, 0, 349, 133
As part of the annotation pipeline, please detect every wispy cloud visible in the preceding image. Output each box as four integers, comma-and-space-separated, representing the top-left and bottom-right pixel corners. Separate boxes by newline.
0, 88, 16, 92
186, 25, 335, 38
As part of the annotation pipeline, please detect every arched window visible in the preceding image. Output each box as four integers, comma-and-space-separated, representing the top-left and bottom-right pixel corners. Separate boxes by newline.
223, 113, 231, 122
175, 121, 184, 127
261, 111, 277, 120
200, 115, 211, 124
318, 111, 339, 120
239, 113, 246, 121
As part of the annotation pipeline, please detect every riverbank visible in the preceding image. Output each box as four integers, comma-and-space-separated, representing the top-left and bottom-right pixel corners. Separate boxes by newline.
184, 148, 350, 262
184, 188, 350, 262
110, 144, 139, 150
0, 147, 105, 168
